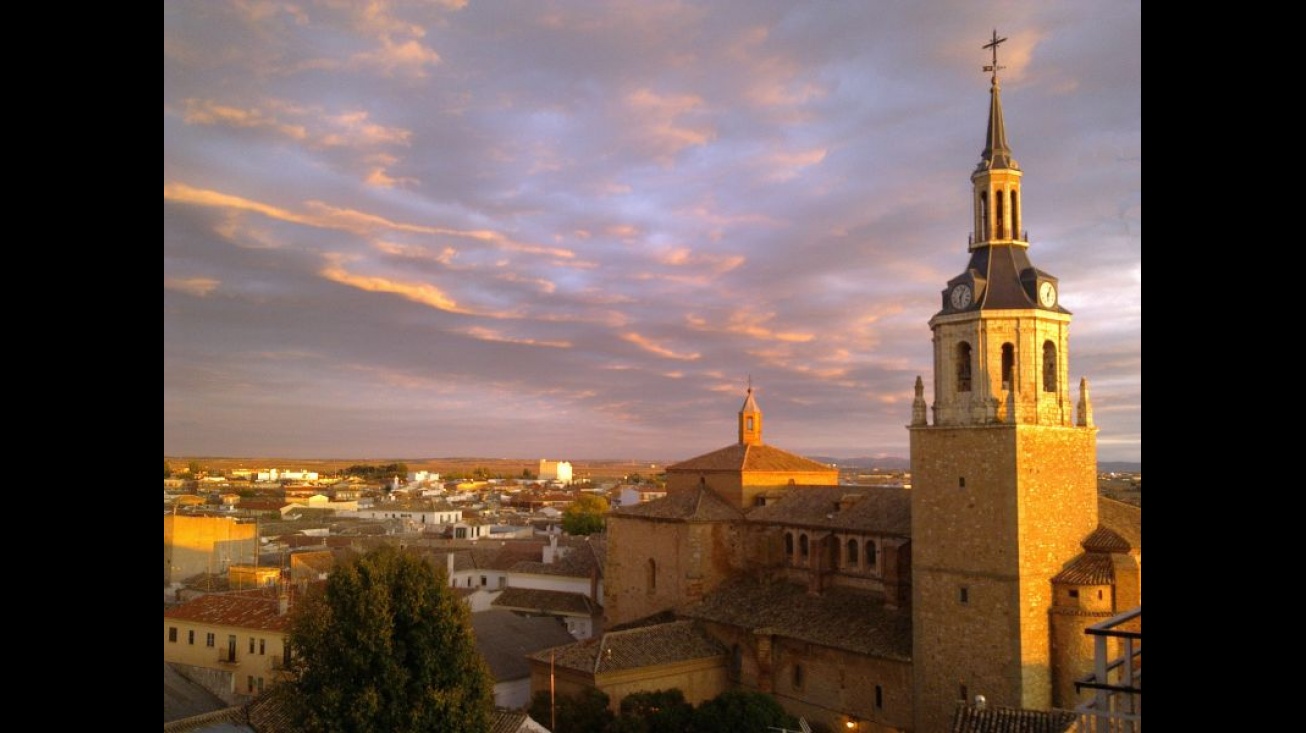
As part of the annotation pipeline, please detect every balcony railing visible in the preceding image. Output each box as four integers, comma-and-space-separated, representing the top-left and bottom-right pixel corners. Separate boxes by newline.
1074, 606, 1141, 732
217, 650, 239, 664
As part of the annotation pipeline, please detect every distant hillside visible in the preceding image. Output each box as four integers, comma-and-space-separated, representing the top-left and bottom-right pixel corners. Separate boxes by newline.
1098, 462, 1141, 474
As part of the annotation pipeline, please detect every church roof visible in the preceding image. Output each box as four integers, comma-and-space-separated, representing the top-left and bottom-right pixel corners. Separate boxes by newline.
1051, 552, 1115, 586
612, 485, 744, 522
533, 619, 726, 675
746, 485, 911, 535
666, 442, 835, 474
1082, 525, 1131, 553
680, 576, 912, 661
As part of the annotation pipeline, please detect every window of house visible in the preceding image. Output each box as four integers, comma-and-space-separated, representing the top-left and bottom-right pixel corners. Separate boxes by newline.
206, 633, 215, 648
249, 637, 256, 654
256, 677, 264, 693
875, 684, 884, 709
785, 532, 794, 559
1001, 343, 1014, 389
959, 586, 969, 604
799, 534, 809, 559
866, 540, 877, 570
248, 676, 255, 693
793, 663, 804, 690
959, 684, 968, 703
467, 577, 473, 587
168, 627, 177, 643
846, 538, 858, 567
498, 577, 507, 589
1043, 341, 1058, 392
957, 342, 973, 392
480, 576, 487, 587
188, 630, 195, 645
1068, 589, 1079, 599
959, 477, 965, 488
259, 639, 266, 655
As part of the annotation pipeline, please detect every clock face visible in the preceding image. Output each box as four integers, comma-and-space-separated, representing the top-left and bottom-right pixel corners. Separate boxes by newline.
1038, 281, 1056, 308
950, 284, 973, 309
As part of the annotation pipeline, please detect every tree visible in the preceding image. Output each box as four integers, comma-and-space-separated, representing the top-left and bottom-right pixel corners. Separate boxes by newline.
613, 689, 693, 733
691, 689, 799, 732
529, 688, 614, 733
286, 545, 494, 732
562, 494, 609, 536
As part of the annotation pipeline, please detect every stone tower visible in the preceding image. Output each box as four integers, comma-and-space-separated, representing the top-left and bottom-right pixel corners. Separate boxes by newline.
908, 32, 1100, 733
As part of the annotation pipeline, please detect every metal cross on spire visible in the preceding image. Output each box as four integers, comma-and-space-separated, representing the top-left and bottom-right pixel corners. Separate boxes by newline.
982, 29, 1007, 80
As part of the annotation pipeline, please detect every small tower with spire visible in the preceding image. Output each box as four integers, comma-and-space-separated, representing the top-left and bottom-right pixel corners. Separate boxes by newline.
738, 379, 763, 445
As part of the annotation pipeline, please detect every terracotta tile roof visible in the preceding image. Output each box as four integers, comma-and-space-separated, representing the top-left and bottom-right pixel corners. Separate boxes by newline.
1051, 553, 1115, 585
511, 538, 606, 578
679, 576, 912, 660
950, 702, 1078, 732
746, 485, 911, 536
667, 442, 837, 474
493, 587, 599, 616
1082, 526, 1130, 553
489, 709, 529, 733
611, 485, 744, 522
531, 619, 726, 675
163, 587, 293, 633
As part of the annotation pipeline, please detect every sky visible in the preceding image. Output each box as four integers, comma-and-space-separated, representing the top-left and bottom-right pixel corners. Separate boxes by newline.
164, 1, 1141, 464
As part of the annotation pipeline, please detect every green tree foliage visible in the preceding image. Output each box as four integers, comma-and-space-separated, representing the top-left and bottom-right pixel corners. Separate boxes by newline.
562, 494, 609, 536
286, 545, 494, 732
612, 689, 694, 733
692, 689, 799, 732
343, 463, 409, 480
529, 688, 614, 733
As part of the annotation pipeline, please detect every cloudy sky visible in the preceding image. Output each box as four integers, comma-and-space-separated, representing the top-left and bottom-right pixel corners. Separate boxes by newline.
164, 1, 1140, 464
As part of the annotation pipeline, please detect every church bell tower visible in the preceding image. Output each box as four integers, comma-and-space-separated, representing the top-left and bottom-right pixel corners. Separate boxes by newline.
909, 32, 1100, 732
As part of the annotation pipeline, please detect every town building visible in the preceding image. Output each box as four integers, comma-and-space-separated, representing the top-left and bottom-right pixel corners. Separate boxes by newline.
545, 35, 1140, 733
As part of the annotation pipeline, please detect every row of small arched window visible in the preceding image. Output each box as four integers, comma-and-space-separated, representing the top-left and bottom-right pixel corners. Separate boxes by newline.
956, 341, 1057, 393
783, 531, 877, 570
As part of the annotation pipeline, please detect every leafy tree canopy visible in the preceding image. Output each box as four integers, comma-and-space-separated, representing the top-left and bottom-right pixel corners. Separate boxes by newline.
613, 688, 694, 733
529, 688, 614, 733
692, 689, 800, 732
562, 493, 609, 536
286, 545, 494, 732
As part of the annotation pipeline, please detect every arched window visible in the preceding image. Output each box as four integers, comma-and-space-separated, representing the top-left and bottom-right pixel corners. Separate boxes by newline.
799, 534, 809, 559
1011, 190, 1020, 239
1043, 340, 1058, 393
956, 342, 973, 392
866, 540, 878, 570
846, 538, 859, 567
995, 190, 1005, 239
646, 558, 657, 594
979, 193, 989, 241
785, 532, 794, 559
1001, 343, 1015, 390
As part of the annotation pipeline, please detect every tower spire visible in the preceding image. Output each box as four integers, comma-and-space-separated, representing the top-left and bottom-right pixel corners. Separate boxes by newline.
738, 382, 762, 445
977, 30, 1018, 173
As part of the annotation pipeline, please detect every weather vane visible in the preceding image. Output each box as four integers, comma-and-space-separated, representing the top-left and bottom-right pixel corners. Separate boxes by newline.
982, 29, 1007, 80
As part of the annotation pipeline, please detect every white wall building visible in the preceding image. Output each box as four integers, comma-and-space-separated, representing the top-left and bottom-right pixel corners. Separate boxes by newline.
537, 460, 572, 484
